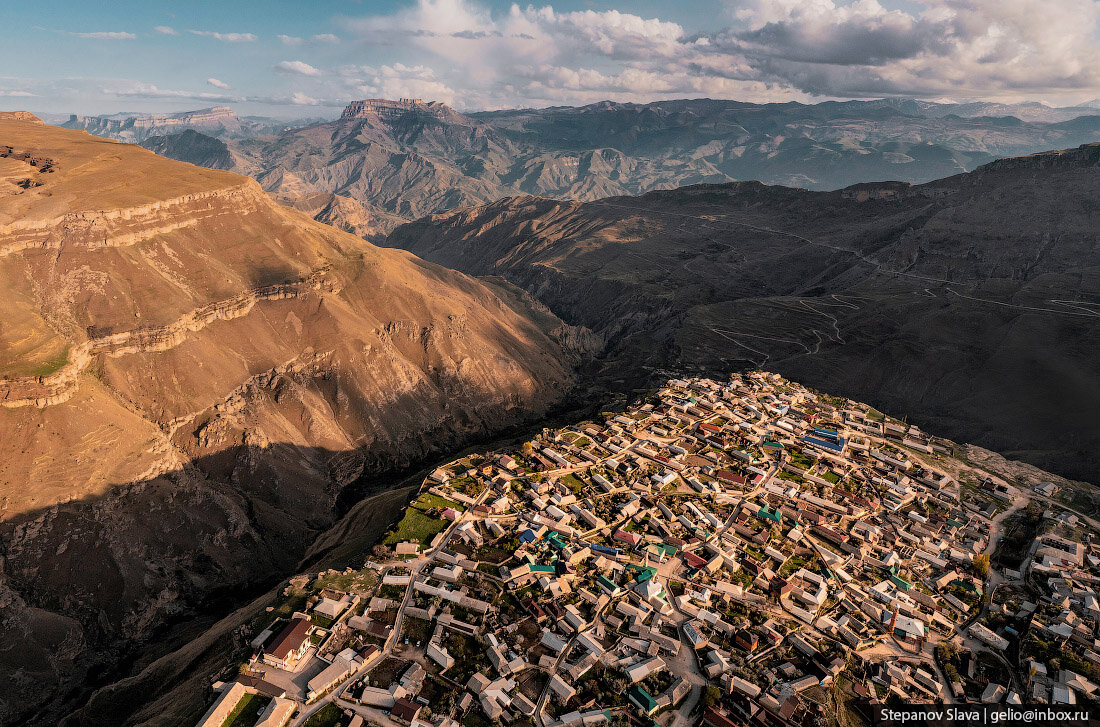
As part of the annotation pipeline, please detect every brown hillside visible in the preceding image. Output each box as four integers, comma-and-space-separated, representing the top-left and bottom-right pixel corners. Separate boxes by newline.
0, 117, 574, 725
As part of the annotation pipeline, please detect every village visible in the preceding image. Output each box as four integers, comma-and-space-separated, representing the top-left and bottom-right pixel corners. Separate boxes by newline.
192, 372, 1100, 727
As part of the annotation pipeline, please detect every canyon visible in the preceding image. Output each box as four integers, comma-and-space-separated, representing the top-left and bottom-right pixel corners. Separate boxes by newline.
0, 114, 581, 725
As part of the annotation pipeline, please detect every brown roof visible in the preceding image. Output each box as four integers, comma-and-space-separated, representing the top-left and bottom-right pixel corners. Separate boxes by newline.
267, 618, 311, 660
704, 707, 740, 727
236, 675, 287, 698
392, 697, 420, 722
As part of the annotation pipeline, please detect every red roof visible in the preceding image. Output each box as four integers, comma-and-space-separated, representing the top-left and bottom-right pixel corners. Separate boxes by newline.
704, 707, 740, 727
614, 529, 641, 545
267, 618, 311, 660
683, 551, 708, 568
392, 697, 420, 722
717, 470, 747, 485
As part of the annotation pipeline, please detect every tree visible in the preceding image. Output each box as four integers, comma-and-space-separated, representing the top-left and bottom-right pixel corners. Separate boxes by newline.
702, 685, 722, 709
973, 554, 991, 578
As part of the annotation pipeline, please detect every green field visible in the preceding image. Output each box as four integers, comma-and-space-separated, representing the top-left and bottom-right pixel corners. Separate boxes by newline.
382, 491, 461, 547
223, 693, 271, 727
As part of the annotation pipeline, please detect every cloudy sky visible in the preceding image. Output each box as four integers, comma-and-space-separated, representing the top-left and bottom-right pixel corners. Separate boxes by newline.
3, 0, 1099, 118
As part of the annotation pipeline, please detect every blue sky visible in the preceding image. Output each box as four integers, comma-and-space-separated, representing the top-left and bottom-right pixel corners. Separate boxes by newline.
3, 0, 1099, 118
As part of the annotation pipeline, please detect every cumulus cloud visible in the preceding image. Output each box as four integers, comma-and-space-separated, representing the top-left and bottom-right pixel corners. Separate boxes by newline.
278, 34, 303, 45
0, 90, 36, 97
711, 0, 1100, 98
335, 62, 458, 106
188, 30, 258, 42
273, 60, 322, 76
153, 25, 178, 36
312, 33, 340, 44
207, 78, 231, 89
335, 0, 1100, 108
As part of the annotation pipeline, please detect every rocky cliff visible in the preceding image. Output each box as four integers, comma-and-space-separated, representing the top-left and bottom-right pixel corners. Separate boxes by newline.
0, 117, 576, 725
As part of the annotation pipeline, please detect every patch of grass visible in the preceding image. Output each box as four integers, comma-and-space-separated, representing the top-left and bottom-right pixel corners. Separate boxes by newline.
313, 569, 378, 594
383, 493, 459, 547
414, 492, 463, 511
302, 703, 346, 727
28, 347, 69, 378
560, 473, 585, 495
223, 693, 271, 727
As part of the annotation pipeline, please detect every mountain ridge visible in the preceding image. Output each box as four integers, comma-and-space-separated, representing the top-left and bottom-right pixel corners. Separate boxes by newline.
385, 140, 1100, 484
0, 116, 578, 725
92, 97, 1100, 237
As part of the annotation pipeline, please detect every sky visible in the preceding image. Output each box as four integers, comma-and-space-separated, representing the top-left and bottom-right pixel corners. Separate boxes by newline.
2, 0, 1100, 119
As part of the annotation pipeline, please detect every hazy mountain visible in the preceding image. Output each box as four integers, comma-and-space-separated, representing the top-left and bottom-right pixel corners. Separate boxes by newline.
386, 143, 1100, 484
0, 113, 576, 725
873, 98, 1100, 123
59, 106, 298, 143
125, 97, 1100, 237
139, 128, 237, 170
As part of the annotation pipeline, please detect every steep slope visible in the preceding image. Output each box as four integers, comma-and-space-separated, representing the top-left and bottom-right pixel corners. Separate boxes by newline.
0, 114, 575, 725
386, 143, 1100, 484
139, 129, 237, 170
130, 98, 1100, 237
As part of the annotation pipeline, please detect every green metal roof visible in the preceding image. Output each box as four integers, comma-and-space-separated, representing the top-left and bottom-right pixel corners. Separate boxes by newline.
890, 574, 913, 590
629, 686, 659, 713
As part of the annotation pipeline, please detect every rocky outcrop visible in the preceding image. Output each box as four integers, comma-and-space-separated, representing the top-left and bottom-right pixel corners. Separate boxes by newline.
0, 111, 43, 124
0, 181, 262, 257
62, 107, 243, 143
0, 267, 338, 408
340, 98, 462, 122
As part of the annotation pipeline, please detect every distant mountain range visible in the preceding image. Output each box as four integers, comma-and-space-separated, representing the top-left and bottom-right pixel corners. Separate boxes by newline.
83, 97, 1100, 237
386, 143, 1100, 484
60, 106, 311, 143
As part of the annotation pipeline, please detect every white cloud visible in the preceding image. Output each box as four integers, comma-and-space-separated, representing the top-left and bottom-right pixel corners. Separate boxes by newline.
346, 63, 458, 106
207, 78, 231, 90
69, 31, 137, 40
0, 90, 36, 97
188, 30, 258, 42
153, 25, 178, 36
312, 33, 340, 44
273, 60, 322, 77
292, 92, 320, 105
336, 0, 1100, 108
104, 82, 239, 101
278, 34, 303, 46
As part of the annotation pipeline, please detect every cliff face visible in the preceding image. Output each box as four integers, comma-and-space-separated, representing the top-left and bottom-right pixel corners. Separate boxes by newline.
386, 145, 1100, 484
0, 118, 575, 725
61, 107, 244, 143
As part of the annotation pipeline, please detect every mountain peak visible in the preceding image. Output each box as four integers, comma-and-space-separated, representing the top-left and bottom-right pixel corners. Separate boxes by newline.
340, 97, 458, 121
